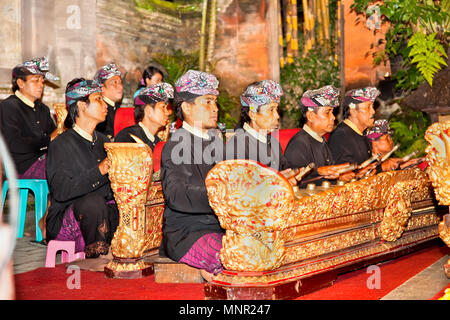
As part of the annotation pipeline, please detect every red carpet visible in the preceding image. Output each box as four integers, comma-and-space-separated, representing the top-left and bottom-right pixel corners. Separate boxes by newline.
14, 268, 205, 300
297, 244, 449, 300
14, 244, 448, 300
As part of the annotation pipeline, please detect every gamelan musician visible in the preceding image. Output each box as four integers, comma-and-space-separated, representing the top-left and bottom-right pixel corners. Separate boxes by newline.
284, 85, 355, 185
328, 87, 381, 176
159, 70, 225, 281
366, 119, 420, 171
45, 79, 119, 259
115, 82, 173, 150
226, 80, 290, 173
93, 63, 124, 140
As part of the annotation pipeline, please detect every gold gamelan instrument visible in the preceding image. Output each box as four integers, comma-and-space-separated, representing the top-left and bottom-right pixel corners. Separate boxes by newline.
104, 142, 156, 278
203, 159, 445, 299
53, 103, 68, 135
424, 120, 450, 283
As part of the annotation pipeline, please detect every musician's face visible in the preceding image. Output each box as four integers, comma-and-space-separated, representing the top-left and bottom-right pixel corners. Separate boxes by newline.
146, 101, 171, 128
183, 94, 218, 130
250, 102, 280, 132
372, 134, 394, 155
307, 106, 335, 135
17, 75, 45, 101
355, 101, 375, 129
102, 75, 123, 103
78, 92, 108, 123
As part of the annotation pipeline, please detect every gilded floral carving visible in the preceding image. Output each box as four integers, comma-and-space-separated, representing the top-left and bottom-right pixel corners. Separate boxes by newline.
206, 160, 438, 273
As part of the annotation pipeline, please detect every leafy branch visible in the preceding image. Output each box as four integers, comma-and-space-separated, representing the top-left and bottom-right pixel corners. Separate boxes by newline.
407, 32, 448, 86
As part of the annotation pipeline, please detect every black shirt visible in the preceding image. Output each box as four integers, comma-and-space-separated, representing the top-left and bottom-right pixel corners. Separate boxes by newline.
0, 94, 56, 174
96, 98, 119, 139
328, 121, 372, 165
284, 128, 334, 185
114, 124, 161, 150
159, 127, 224, 261
226, 125, 290, 172
45, 128, 113, 241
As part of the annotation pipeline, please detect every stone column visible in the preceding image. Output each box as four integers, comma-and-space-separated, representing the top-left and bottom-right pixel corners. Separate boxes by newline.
54, 0, 97, 88
19, 0, 97, 105
266, 0, 280, 83
0, 0, 22, 99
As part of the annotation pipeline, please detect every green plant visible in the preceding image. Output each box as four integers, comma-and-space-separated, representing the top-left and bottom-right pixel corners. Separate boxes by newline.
280, 46, 340, 125
152, 49, 238, 129
407, 32, 448, 86
135, 0, 202, 14
216, 89, 239, 129
152, 49, 199, 85
388, 106, 431, 158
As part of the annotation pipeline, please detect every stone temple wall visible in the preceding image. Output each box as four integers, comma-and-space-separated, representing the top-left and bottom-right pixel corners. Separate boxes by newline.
0, 0, 202, 108
96, 0, 202, 105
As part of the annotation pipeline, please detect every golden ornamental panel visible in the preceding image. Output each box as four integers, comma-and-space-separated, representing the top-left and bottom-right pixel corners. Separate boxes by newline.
439, 219, 450, 247
220, 230, 286, 271
205, 159, 295, 234
53, 103, 68, 135
284, 226, 376, 264
288, 169, 429, 227
206, 159, 437, 272
213, 226, 438, 285
425, 120, 450, 206
104, 142, 153, 265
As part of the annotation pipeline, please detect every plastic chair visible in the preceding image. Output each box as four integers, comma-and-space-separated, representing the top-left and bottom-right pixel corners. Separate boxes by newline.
1, 179, 49, 242
45, 240, 85, 268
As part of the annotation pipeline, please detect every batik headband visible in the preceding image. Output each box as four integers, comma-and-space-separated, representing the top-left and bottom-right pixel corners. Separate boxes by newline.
94, 63, 121, 84
12, 57, 59, 81
65, 80, 102, 107
134, 82, 174, 107
175, 69, 219, 98
300, 85, 340, 110
240, 80, 283, 112
345, 86, 380, 109
366, 119, 393, 141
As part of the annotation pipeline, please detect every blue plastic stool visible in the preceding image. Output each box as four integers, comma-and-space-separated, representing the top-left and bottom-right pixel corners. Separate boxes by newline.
1, 179, 49, 242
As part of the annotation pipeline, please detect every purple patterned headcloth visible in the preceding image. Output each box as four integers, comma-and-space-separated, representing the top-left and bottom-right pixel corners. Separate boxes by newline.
345, 86, 380, 103
366, 119, 393, 141
175, 70, 219, 97
134, 82, 174, 107
94, 63, 121, 84
12, 57, 59, 81
300, 85, 340, 108
240, 80, 283, 111
65, 80, 102, 107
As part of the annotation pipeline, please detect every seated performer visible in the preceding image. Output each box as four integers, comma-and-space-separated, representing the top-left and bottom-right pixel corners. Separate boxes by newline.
227, 80, 290, 173
133, 64, 166, 100
94, 63, 124, 139
159, 70, 225, 280
0, 57, 60, 241
114, 82, 173, 149
0, 57, 59, 179
284, 85, 355, 185
45, 78, 119, 258
328, 87, 380, 175
366, 119, 419, 170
